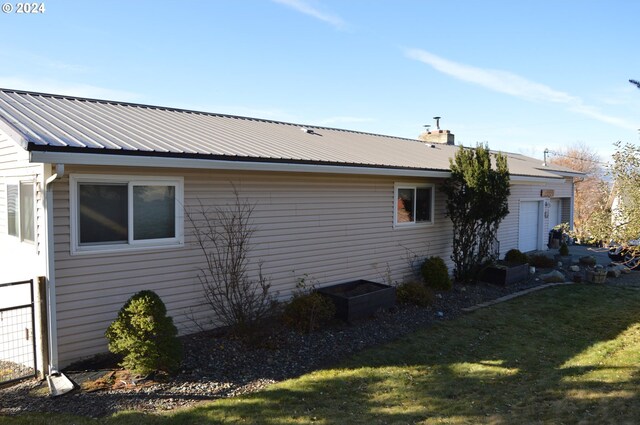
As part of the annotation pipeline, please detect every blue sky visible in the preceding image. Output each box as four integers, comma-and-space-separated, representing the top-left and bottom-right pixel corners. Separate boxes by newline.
1, 0, 639, 163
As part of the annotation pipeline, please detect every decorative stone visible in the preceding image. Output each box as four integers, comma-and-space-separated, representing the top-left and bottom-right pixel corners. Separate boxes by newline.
570, 265, 580, 272
579, 255, 597, 266
540, 270, 566, 283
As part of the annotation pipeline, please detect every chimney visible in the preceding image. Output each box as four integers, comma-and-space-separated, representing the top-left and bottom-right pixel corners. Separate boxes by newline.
418, 116, 455, 145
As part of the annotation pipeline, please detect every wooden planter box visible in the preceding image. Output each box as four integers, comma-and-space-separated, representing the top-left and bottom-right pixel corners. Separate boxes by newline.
317, 280, 396, 322
586, 269, 607, 284
481, 263, 529, 285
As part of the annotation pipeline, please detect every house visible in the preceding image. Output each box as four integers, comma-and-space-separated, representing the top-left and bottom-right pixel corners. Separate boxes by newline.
0, 88, 581, 375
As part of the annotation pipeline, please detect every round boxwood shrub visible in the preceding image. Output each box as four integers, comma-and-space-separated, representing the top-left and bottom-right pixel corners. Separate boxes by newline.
396, 280, 434, 306
282, 292, 336, 333
504, 249, 528, 265
105, 290, 182, 376
421, 256, 452, 291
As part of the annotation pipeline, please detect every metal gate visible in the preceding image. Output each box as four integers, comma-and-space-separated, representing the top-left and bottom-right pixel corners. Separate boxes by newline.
0, 280, 37, 385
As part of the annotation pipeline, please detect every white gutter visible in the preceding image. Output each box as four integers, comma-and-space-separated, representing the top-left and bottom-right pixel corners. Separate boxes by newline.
44, 163, 64, 374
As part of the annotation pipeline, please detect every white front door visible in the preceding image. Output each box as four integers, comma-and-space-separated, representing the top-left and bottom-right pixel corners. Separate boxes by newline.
519, 201, 540, 252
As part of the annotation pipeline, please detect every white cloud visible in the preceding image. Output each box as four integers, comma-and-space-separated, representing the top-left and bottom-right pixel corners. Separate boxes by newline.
0, 77, 141, 101
404, 48, 638, 131
272, 0, 346, 29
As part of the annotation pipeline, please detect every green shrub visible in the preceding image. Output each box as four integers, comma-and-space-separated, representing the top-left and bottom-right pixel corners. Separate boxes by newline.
504, 249, 529, 265
282, 292, 336, 333
528, 254, 556, 269
396, 280, 434, 306
421, 256, 452, 291
105, 290, 182, 375
559, 242, 569, 256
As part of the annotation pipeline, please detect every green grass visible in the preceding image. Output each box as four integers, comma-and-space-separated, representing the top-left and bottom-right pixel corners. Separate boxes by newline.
3, 284, 640, 424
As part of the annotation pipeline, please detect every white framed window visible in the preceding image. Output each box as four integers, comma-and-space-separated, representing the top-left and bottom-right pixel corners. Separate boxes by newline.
394, 183, 434, 227
70, 174, 184, 254
5, 180, 35, 243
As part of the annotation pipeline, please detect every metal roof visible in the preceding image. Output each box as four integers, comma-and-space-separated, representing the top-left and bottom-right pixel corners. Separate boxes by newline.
0, 88, 579, 179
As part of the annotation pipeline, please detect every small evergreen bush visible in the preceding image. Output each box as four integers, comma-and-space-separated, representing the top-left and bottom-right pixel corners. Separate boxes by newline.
282, 292, 336, 333
528, 254, 556, 268
559, 242, 569, 256
504, 249, 528, 265
396, 280, 434, 306
421, 256, 452, 291
105, 290, 182, 375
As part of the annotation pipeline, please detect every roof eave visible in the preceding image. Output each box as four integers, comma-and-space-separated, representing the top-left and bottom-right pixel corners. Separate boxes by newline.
28, 150, 453, 178
28, 147, 569, 183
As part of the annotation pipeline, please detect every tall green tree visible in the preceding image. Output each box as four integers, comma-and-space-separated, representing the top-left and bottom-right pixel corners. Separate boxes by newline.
442, 144, 510, 282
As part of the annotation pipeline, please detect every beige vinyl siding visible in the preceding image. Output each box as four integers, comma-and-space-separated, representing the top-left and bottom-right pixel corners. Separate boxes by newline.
0, 132, 46, 281
53, 166, 453, 365
561, 198, 572, 224
496, 178, 573, 255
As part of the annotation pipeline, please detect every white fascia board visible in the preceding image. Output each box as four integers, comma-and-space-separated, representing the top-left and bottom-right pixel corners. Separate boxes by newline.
29, 151, 452, 178
510, 175, 565, 184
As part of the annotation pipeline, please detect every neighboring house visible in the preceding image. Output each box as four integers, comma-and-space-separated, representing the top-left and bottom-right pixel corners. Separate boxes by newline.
0, 89, 581, 374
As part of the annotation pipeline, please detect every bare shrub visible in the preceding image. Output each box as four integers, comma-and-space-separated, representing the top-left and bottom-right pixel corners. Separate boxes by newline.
187, 185, 276, 334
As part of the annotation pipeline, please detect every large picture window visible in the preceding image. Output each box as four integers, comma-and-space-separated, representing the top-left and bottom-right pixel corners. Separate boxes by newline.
6, 181, 35, 243
395, 184, 434, 226
71, 175, 183, 254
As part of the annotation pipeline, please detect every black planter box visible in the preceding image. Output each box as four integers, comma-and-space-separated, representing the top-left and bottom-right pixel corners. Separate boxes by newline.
481, 263, 529, 285
317, 280, 396, 322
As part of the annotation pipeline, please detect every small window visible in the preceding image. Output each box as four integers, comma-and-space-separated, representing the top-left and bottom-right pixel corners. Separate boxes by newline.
395, 184, 434, 226
133, 185, 176, 240
78, 183, 128, 244
71, 175, 184, 254
6, 182, 35, 243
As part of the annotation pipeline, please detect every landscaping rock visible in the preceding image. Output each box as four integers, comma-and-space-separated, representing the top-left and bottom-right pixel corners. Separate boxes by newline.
606, 264, 628, 277
541, 270, 566, 283
579, 255, 597, 266
570, 265, 580, 272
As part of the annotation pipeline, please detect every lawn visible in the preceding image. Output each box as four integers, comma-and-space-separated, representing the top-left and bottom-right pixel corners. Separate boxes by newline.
2, 283, 640, 424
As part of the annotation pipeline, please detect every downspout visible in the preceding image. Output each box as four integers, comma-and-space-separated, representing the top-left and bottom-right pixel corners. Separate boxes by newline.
569, 178, 575, 230
44, 163, 64, 375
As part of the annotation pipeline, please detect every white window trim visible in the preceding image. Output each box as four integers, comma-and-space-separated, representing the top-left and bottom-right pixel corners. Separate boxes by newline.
393, 183, 435, 229
70, 174, 184, 255
3, 179, 36, 245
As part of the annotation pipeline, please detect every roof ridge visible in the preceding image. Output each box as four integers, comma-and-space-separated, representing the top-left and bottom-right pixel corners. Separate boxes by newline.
0, 87, 421, 144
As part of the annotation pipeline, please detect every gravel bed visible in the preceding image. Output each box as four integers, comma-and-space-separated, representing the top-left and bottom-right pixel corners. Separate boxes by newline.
0, 361, 35, 384
1, 270, 637, 418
